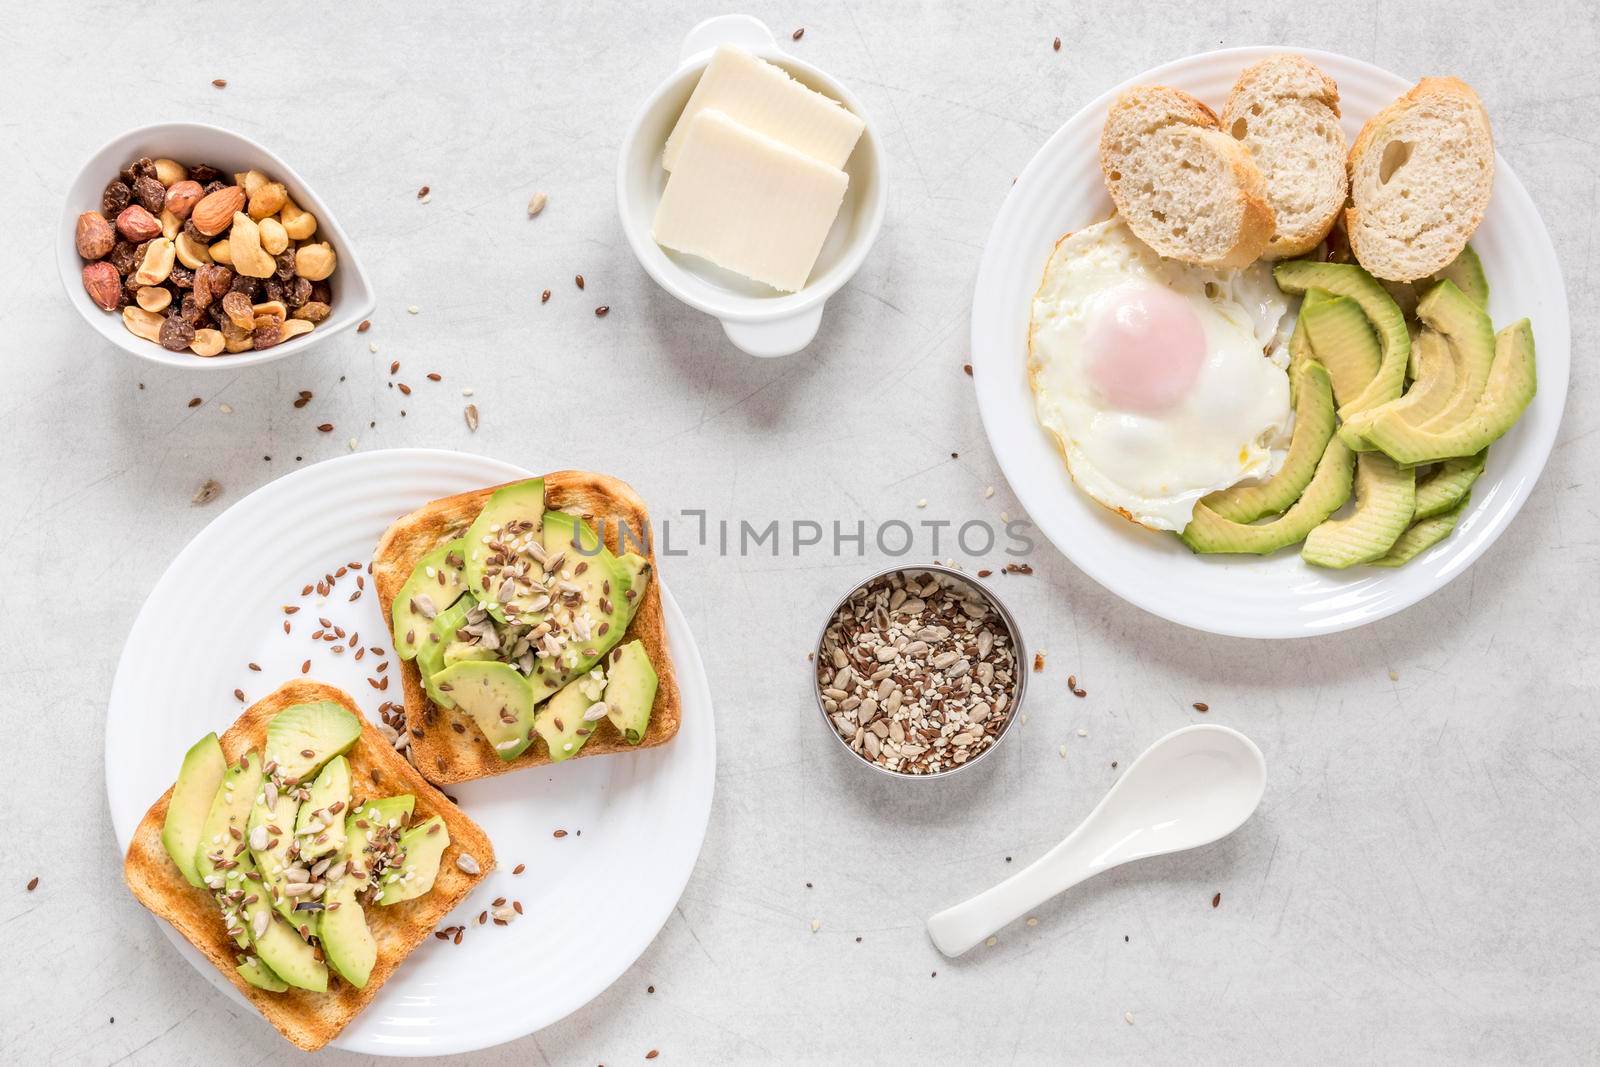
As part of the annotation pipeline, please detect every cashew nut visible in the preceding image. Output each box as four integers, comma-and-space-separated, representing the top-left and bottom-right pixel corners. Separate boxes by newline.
279, 197, 317, 241
294, 241, 337, 281
227, 212, 277, 279
258, 216, 289, 255
122, 306, 164, 342
175, 231, 213, 269
135, 286, 172, 313
190, 328, 225, 357
133, 237, 176, 286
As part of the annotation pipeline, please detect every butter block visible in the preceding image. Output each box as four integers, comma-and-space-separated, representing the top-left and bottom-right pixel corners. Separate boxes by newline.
663, 45, 865, 172
653, 109, 849, 293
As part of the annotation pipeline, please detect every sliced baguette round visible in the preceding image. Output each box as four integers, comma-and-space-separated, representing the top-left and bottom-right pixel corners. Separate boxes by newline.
1221, 54, 1348, 259
1346, 77, 1494, 281
1099, 85, 1275, 269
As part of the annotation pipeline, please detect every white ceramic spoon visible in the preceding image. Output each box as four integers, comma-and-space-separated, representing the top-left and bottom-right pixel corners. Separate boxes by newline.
926, 724, 1266, 957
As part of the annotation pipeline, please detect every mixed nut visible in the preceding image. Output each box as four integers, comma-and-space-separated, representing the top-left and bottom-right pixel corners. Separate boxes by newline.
76, 156, 337, 356
816, 569, 1020, 776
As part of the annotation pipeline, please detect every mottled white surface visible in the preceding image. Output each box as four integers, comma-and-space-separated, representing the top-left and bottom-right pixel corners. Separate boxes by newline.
3, 1, 1597, 1063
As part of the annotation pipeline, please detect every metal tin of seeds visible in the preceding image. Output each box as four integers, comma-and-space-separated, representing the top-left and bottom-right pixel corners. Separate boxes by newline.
812, 563, 1028, 781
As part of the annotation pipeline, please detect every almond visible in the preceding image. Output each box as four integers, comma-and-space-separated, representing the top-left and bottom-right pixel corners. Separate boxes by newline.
192, 186, 246, 236
75, 212, 115, 259
164, 180, 204, 221
115, 204, 161, 242
81, 261, 121, 310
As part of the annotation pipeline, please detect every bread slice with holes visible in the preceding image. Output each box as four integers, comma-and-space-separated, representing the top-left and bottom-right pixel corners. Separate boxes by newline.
372, 471, 681, 785
1221, 55, 1348, 259
123, 680, 494, 1051
1346, 77, 1495, 281
1099, 85, 1275, 269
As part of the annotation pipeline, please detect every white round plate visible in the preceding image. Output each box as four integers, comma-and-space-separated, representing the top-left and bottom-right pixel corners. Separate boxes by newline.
971, 46, 1570, 638
106, 449, 716, 1055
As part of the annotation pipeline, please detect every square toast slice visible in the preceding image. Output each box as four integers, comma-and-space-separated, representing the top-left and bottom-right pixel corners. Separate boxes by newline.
372, 470, 682, 785
122, 679, 496, 1052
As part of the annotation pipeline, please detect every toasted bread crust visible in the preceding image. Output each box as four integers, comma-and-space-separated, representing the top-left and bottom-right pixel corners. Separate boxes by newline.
122, 680, 495, 1052
372, 471, 682, 785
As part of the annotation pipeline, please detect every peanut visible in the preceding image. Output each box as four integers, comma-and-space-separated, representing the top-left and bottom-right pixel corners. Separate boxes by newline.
175, 231, 213, 269
258, 216, 289, 255
190, 328, 225, 357
279, 197, 317, 240
227, 213, 277, 278
294, 241, 337, 281
252, 299, 287, 323
160, 207, 180, 240
248, 181, 287, 220
209, 238, 232, 265
135, 286, 172, 313
132, 237, 176, 286
122, 306, 164, 342
153, 158, 187, 187
280, 318, 314, 341
224, 330, 255, 353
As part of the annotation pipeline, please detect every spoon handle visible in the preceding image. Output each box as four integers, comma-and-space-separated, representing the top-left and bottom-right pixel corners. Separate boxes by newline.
926, 834, 1101, 957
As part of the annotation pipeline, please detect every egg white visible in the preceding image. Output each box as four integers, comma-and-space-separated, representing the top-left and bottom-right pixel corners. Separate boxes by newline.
1027, 217, 1294, 531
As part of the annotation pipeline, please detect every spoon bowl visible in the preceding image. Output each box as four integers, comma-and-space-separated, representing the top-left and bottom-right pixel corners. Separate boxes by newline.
926, 724, 1265, 957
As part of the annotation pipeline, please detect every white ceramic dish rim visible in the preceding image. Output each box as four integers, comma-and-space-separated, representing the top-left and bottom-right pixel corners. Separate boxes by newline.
58, 120, 376, 371
104, 448, 716, 1055
616, 14, 888, 353
970, 45, 1570, 639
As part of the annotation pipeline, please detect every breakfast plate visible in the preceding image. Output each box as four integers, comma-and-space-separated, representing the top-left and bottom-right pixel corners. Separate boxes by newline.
106, 449, 716, 1054
970, 46, 1569, 638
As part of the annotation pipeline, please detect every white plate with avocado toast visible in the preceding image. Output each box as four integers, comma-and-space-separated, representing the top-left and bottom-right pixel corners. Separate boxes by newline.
971, 47, 1569, 638
107, 449, 716, 1054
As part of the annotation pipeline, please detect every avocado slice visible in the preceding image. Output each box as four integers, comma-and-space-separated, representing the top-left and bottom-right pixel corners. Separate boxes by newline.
1407, 281, 1498, 434
246, 773, 304, 929
534, 665, 609, 762
1180, 439, 1356, 555
1366, 320, 1535, 465
377, 816, 450, 906
1299, 293, 1380, 410
1301, 452, 1416, 568
434, 660, 537, 760
264, 702, 361, 786
517, 511, 637, 700
294, 755, 350, 863
1203, 360, 1337, 524
603, 641, 658, 745
233, 852, 328, 992
392, 538, 469, 661
236, 956, 289, 992
318, 877, 376, 988
462, 478, 547, 623
1355, 329, 1459, 441
1275, 260, 1410, 423
1385, 244, 1490, 341
162, 733, 227, 888
1414, 450, 1487, 521
345, 794, 415, 879
1371, 495, 1471, 567
195, 749, 264, 891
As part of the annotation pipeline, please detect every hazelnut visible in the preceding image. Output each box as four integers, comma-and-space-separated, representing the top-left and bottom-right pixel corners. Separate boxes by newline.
164, 180, 204, 220
153, 158, 187, 187
132, 237, 176, 286
227, 213, 277, 279
135, 286, 172, 313
192, 186, 246, 236
257, 216, 289, 255
175, 231, 213, 270
294, 242, 337, 282
121, 306, 164, 342
81, 261, 122, 310
115, 205, 162, 242
75, 212, 116, 259
247, 182, 288, 221
190, 328, 225, 357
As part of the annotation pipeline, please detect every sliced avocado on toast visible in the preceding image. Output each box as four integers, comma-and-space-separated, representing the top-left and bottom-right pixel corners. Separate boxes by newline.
231, 851, 329, 992
162, 732, 227, 888
1365, 320, 1535, 465
1371, 495, 1472, 567
1414, 451, 1487, 521
294, 755, 351, 863
1301, 451, 1416, 568
247, 770, 306, 929
418, 598, 477, 708
433, 660, 537, 761
604, 641, 659, 745
264, 702, 361, 785
533, 665, 609, 762
1180, 438, 1356, 555
463, 478, 547, 623
195, 750, 263, 890
236, 956, 289, 992
377, 817, 449, 906
392, 538, 468, 660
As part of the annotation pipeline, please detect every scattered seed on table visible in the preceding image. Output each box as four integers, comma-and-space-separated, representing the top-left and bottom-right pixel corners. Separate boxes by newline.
407, 305, 420, 315
1212, 892, 1221, 908
27, 876, 39, 891
527, 192, 547, 217
464, 404, 479, 431
1193, 702, 1209, 712
188, 397, 202, 408
192, 479, 222, 506
317, 423, 334, 432
248, 662, 261, 672
1053, 36, 1062, 51
575, 274, 585, 289
416, 185, 430, 199
541, 289, 551, 303
398, 383, 412, 396
212, 78, 227, 88
426, 372, 441, 382
390, 361, 399, 375
513, 863, 526, 875
595, 306, 610, 317
963, 364, 973, 376
552, 829, 568, 838
792, 27, 805, 39
357, 319, 371, 333
234, 689, 245, 702
301, 660, 311, 674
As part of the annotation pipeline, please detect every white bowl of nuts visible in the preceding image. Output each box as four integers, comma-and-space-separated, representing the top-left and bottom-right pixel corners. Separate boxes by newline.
59, 122, 374, 369
815, 565, 1027, 779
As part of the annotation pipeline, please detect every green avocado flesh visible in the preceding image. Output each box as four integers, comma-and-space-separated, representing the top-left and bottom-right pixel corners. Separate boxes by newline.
195, 750, 263, 891
418, 598, 477, 707
319, 878, 376, 989
1202, 360, 1336, 525
1414, 451, 1487, 521
604, 640, 658, 745
345, 794, 415, 871
163, 733, 226, 888
1180, 439, 1356, 555
1371, 495, 1471, 567
1385, 244, 1490, 343
1301, 451, 1416, 569
232, 852, 328, 992
463, 479, 547, 622
534, 666, 609, 762
435, 660, 536, 760
1300, 293, 1381, 411
236, 957, 288, 992
1404, 281, 1497, 435
378, 817, 449, 906
264, 702, 361, 785
1366, 320, 1535, 465
294, 755, 351, 863
247, 772, 304, 928
1367, 328, 1459, 435
1275, 260, 1410, 421
393, 538, 468, 660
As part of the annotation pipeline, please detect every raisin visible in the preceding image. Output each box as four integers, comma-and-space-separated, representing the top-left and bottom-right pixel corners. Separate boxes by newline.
169, 265, 194, 289
102, 180, 133, 217
179, 293, 205, 327
133, 175, 165, 214
293, 301, 331, 324
221, 291, 255, 329
108, 239, 137, 276
189, 164, 221, 184
181, 217, 208, 245
284, 276, 312, 309
203, 180, 228, 196
220, 315, 251, 344
123, 272, 142, 294
309, 281, 332, 305
229, 274, 261, 300
123, 157, 157, 183
159, 313, 197, 352
274, 250, 296, 281
263, 281, 286, 305
193, 264, 232, 309
252, 321, 282, 349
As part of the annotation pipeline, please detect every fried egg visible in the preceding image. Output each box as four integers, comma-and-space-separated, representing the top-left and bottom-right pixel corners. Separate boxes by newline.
1027, 216, 1294, 531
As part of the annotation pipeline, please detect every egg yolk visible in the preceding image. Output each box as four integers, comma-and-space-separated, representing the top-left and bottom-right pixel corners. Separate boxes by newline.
1084, 283, 1205, 413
